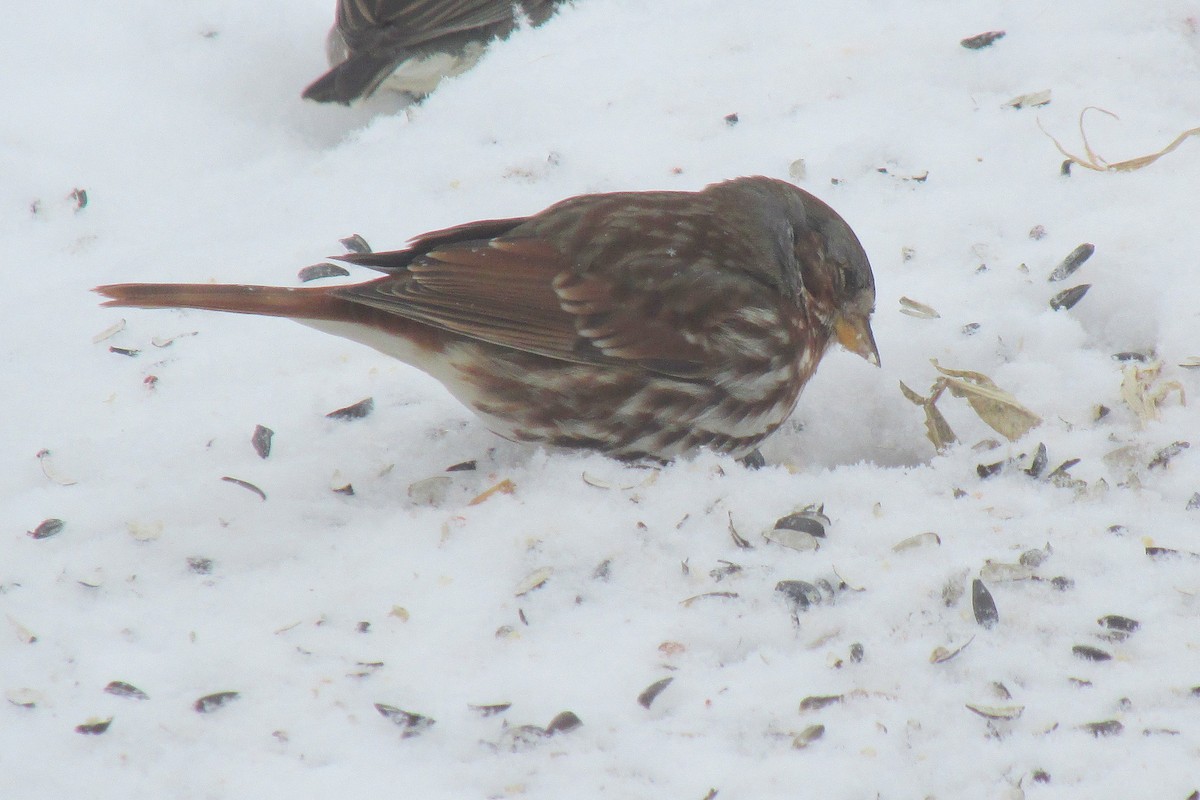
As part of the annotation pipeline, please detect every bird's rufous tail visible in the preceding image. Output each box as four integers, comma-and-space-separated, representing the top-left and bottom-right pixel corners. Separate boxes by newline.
94, 283, 349, 320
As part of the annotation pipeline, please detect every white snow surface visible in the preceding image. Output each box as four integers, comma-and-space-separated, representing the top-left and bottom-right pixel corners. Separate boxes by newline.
5, 1, 1200, 797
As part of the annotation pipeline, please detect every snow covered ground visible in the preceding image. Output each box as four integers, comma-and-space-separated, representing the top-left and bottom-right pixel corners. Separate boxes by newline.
4, 1, 1200, 797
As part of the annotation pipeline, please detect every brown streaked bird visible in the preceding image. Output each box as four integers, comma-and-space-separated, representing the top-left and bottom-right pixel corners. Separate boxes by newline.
303, 0, 568, 105
96, 176, 879, 462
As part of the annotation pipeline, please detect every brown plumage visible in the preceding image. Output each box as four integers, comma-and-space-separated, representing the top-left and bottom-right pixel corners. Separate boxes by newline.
96, 176, 879, 461
303, 0, 568, 104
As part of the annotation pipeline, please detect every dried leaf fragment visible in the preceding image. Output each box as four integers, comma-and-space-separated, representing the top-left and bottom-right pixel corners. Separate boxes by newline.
1120, 362, 1185, 424
1040, 107, 1200, 173
934, 361, 1042, 442
892, 531, 940, 552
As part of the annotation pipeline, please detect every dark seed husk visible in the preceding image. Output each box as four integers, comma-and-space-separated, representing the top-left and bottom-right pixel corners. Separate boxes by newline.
326, 397, 374, 420
1111, 351, 1149, 363
28, 518, 65, 540
251, 424, 273, 459
544, 710, 582, 735
1080, 720, 1123, 737
1187, 493, 1200, 511
1098, 615, 1139, 633
1050, 284, 1090, 311
637, 677, 674, 709
108, 345, 140, 357
773, 513, 826, 538
792, 724, 825, 749
849, 643, 865, 663
1025, 443, 1048, 478
799, 694, 843, 712
977, 461, 1005, 479
1048, 243, 1095, 282
75, 717, 113, 735
972, 579, 999, 628
1072, 645, 1112, 662
445, 460, 477, 472
105, 681, 148, 700
1031, 770, 1051, 783
740, 449, 765, 469
375, 703, 434, 737
960, 30, 1006, 49
339, 233, 372, 254
195, 691, 240, 713
297, 262, 350, 282
70, 187, 88, 211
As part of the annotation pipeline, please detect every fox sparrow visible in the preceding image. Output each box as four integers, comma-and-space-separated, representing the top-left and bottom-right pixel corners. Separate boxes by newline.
303, 0, 567, 104
96, 176, 879, 461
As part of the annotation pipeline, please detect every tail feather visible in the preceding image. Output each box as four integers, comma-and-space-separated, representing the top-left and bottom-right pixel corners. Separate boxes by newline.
94, 283, 345, 320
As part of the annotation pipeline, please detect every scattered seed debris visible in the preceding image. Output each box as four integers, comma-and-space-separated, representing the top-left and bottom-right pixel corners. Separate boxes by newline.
194, 691, 240, 713
375, 703, 434, 737
1004, 89, 1052, 109
723, 112, 739, 126
469, 478, 515, 505
221, 476, 266, 501
1072, 645, 1112, 662
1050, 284, 1090, 310
340, 234, 372, 254
728, 515, 753, 549
966, 703, 1024, 720
92, 319, 126, 343
251, 425, 273, 459
899, 296, 941, 319
788, 159, 807, 180
792, 724, 825, 749
1048, 243, 1095, 281
931, 636, 975, 663
960, 30, 1006, 49
150, 331, 198, 347
70, 187, 88, 211
1025, 443, 1049, 477
27, 518, 65, 540
187, 557, 214, 575
1187, 493, 1200, 511
680, 591, 739, 607
972, 579, 999, 628
469, 702, 511, 717
35, 450, 78, 489
75, 717, 113, 735
514, 566, 553, 597
108, 345, 140, 357
105, 681, 149, 700
445, 460, 477, 472
1149, 441, 1190, 470
298, 262, 351, 282
544, 710, 582, 735
961, 322, 981, 336
638, 677, 674, 709
326, 397, 374, 420
6, 688, 42, 708
1029, 225, 1047, 240
1080, 720, 1123, 737
892, 531, 941, 552
799, 694, 842, 712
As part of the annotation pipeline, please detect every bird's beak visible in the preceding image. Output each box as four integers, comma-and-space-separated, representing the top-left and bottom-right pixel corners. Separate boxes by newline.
834, 313, 880, 367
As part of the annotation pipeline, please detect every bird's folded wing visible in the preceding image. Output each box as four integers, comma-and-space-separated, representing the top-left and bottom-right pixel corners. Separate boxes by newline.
340, 0, 529, 47
334, 238, 760, 378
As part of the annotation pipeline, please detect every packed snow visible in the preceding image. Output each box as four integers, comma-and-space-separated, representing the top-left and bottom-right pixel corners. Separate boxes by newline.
4, 1, 1200, 798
